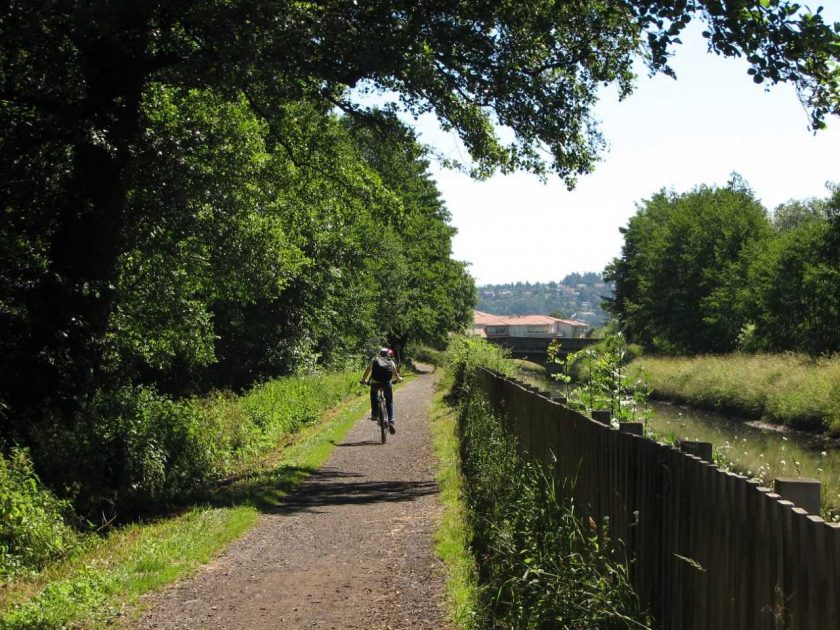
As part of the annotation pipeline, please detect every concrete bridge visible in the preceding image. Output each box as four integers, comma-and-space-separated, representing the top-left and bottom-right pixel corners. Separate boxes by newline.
484, 335, 599, 372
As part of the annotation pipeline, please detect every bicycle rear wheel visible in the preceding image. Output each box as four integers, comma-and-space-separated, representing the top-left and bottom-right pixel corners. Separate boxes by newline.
378, 396, 388, 444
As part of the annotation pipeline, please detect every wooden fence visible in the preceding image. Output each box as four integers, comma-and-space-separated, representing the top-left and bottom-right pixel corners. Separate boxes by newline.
476, 369, 839, 629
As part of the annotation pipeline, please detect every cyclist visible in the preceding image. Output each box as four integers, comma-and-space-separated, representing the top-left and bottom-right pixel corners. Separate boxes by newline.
361, 348, 403, 434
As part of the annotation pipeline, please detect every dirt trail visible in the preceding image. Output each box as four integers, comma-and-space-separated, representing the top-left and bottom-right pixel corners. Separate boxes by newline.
133, 372, 449, 630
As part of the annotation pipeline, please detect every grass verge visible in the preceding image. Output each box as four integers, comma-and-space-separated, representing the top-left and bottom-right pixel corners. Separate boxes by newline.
0, 395, 368, 629
630, 353, 840, 435
430, 381, 480, 630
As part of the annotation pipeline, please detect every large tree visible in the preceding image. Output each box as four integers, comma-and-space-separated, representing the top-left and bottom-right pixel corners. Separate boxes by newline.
745, 186, 840, 355
2, 1, 838, 421
604, 176, 772, 353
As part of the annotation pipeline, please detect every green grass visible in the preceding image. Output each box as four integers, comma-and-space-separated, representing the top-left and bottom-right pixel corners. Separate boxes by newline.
510, 359, 546, 375
430, 381, 481, 630
630, 353, 840, 435
0, 395, 368, 629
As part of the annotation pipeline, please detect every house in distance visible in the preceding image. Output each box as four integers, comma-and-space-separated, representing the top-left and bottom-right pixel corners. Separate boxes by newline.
472, 310, 589, 339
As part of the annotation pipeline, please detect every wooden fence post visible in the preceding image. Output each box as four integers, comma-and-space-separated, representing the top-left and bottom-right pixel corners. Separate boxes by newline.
619, 421, 643, 435
591, 409, 610, 425
679, 440, 713, 464
774, 477, 821, 516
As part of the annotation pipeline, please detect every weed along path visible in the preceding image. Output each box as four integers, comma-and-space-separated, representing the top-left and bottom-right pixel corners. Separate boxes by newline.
132, 372, 449, 630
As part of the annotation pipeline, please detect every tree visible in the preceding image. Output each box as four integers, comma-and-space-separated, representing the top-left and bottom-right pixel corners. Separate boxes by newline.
604, 176, 772, 354
745, 185, 840, 355
2, 0, 838, 428
344, 111, 476, 351
771, 197, 831, 232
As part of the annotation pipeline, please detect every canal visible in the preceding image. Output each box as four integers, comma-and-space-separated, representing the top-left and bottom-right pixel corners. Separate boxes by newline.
518, 364, 840, 520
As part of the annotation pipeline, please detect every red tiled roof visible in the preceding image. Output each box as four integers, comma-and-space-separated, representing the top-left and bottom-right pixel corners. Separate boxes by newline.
473, 310, 506, 326
473, 311, 588, 328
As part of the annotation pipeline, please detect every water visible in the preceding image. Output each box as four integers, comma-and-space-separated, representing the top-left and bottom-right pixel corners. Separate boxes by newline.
646, 401, 840, 518
521, 369, 840, 519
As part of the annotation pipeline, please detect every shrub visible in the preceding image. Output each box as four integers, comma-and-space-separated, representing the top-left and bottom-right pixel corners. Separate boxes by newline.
30, 370, 362, 523
454, 389, 650, 628
443, 335, 516, 402
0, 448, 78, 579
406, 344, 447, 366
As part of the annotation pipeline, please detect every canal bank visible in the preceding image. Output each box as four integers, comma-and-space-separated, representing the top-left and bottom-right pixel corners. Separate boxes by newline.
519, 365, 840, 521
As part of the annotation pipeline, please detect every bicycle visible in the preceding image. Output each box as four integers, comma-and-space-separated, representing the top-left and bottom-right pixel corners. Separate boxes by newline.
361, 380, 391, 443
374, 387, 389, 444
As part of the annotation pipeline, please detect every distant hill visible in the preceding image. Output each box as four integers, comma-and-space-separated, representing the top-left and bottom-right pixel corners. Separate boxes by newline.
477, 272, 613, 327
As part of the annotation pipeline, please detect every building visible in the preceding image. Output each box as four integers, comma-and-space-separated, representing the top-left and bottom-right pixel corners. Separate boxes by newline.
471, 311, 588, 338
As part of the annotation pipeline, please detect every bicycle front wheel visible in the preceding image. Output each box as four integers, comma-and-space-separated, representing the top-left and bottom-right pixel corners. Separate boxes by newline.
378, 397, 388, 444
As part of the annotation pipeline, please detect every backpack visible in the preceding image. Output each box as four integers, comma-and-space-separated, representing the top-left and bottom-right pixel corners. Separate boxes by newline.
371, 356, 394, 383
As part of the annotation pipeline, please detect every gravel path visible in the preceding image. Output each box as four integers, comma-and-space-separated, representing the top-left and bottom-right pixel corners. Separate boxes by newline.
132, 372, 449, 630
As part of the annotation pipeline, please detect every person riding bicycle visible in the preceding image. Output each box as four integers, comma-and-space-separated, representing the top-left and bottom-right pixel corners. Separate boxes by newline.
361, 348, 403, 434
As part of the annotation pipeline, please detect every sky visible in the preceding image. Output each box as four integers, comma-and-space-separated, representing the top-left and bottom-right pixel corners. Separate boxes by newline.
407, 19, 840, 287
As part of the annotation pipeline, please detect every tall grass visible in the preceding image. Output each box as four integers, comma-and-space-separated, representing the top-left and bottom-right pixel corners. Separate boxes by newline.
1, 370, 362, 582
441, 335, 517, 400
0, 393, 369, 629
448, 338, 651, 628
630, 353, 840, 435
455, 393, 651, 628
195, 370, 361, 475
430, 386, 481, 629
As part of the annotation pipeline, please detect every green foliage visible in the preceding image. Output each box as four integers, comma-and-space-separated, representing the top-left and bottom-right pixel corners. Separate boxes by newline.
744, 185, 840, 356
442, 336, 517, 402
630, 354, 840, 435
453, 377, 651, 628
2, 78, 473, 522
607, 180, 840, 358
605, 176, 772, 354
478, 275, 612, 327
406, 344, 447, 367
30, 371, 361, 523
2, 0, 839, 585
0, 449, 77, 580
430, 387, 481, 630
551, 334, 652, 425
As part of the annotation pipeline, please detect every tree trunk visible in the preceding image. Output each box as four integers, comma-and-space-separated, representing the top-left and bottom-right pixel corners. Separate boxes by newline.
7, 52, 147, 436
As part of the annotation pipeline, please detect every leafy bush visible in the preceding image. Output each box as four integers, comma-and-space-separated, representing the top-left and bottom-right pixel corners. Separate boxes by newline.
550, 334, 652, 425
0, 448, 78, 579
406, 344, 447, 366
453, 380, 651, 628
32, 386, 216, 521
32, 370, 362, 522
442, 335, 516, 402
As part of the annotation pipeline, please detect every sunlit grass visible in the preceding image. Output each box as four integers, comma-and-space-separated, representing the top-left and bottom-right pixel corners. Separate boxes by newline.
630, 353, 840, 434
0, 395, 368, 629
510, 359, 545, 375
430, 380, 481, 630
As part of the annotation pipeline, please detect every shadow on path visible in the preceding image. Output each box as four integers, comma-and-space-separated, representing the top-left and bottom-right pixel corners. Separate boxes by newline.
277, 469, 438, 515
332, 439, 382, 447
200, 462, 436, 516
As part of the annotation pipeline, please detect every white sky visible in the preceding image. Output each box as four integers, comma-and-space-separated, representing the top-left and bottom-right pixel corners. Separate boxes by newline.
408, 19, 840, 286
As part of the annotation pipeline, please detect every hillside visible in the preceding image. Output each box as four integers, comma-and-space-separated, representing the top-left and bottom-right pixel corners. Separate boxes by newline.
477, 273, 613, 327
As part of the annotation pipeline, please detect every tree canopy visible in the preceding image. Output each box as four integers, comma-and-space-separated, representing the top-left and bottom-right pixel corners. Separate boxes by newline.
1, 0, 839, 515
604, 176, 771, 354
605, 180, 840, 356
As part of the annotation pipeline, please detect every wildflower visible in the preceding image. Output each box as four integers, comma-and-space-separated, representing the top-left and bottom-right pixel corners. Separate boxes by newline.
821, 451, 827, 457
